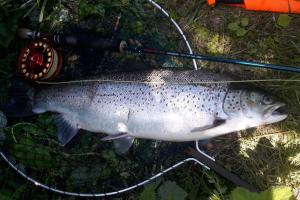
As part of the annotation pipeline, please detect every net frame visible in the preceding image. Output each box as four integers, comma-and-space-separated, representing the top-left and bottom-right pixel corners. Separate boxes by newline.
0, 142, 210, 197
0, 0, 203, 197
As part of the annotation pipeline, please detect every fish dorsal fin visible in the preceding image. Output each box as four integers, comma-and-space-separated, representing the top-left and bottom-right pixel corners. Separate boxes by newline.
191, 118, 226, 133
53, 114, 79, 146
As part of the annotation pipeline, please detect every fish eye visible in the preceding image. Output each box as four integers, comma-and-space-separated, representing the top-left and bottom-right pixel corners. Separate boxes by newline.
262, 95, 273, 105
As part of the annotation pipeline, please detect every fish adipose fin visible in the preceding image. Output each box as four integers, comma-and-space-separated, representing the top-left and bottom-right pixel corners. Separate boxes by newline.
54, 115, 79, 146
191, 118, 226, 133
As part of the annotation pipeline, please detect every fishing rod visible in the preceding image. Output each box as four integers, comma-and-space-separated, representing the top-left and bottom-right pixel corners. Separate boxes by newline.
124, 45, 300, 74
17, 27, 300, 81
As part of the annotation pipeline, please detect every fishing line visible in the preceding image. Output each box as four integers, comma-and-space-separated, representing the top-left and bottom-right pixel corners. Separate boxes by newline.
36, 78, 300, 85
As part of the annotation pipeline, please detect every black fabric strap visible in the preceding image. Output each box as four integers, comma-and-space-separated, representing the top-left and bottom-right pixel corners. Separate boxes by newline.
187, 147, 260, 193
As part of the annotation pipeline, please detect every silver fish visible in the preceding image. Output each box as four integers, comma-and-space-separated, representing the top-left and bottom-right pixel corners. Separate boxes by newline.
25, 69, 287, 152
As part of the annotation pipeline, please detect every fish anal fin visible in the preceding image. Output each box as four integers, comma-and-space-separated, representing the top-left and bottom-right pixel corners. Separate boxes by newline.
54, 114, 78, 146
191, 118, 226, 133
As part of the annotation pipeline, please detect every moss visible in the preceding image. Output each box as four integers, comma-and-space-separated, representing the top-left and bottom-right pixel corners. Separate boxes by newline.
207, 34, 231, 55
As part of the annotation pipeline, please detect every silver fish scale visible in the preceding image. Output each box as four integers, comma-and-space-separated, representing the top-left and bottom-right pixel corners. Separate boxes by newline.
90, 69, 231, 115
93, 69, 232, 84
92, 81, 225, 116
34, 70, 233, 141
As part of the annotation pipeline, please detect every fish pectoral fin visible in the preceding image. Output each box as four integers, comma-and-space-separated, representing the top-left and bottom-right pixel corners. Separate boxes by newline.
101, 132, 130, 141
113, 136, 135, 154
54, 114, 78, 146
191, 118, 226, 133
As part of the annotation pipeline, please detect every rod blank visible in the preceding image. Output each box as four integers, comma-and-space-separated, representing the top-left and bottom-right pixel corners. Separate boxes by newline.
126, 46, 300, 74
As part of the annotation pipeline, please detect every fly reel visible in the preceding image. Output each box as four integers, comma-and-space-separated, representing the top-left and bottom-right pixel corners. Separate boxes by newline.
18, 38, 62, 81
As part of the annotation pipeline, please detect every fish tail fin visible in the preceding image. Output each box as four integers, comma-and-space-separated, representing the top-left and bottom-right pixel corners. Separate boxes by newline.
1, 79, 36, 117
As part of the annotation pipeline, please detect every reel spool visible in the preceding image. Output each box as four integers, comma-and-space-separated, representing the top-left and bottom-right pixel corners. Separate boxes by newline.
18, 38, 62, 81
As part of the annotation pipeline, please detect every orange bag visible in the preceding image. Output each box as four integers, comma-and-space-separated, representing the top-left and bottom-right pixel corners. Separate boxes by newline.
207, 0, 300, 14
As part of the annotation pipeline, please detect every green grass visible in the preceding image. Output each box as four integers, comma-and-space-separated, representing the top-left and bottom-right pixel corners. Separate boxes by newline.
162, 0, 300, 192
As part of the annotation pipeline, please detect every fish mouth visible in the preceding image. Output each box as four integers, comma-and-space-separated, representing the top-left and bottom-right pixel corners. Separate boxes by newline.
264, 103, 288, 121
272, 105, 286, 115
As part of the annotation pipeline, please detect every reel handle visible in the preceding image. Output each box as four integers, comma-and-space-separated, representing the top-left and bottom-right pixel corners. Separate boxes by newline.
18, 28, 125, 52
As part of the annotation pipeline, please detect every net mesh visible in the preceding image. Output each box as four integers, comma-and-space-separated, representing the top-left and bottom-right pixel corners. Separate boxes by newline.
1, 120, 192, 194
0, 0, 198, 195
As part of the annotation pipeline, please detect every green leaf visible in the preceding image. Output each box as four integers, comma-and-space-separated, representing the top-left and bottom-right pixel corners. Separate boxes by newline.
78, 0, 105, 18
209, 194, 222, 200
277, 14, 292, 27
241, 17, 249, 27
39, 0, 48, 22
227, 22, 239, 31
259, 186, 295, 200
231, 188, 259, 200
236, 27, 247, 37
139, 185, 157, 200
231, 186, 295, 200
134, 21, 144, 34
158, 181, 187, 200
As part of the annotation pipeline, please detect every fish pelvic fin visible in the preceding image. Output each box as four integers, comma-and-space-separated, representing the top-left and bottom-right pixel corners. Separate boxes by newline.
54, 114, 79, 146
113, 136, 135, 154
101, 133, 134, 154
101, 132, 129, 141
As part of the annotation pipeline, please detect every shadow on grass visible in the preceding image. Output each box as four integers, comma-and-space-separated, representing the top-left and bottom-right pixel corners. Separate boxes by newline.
208, 128, 300, 191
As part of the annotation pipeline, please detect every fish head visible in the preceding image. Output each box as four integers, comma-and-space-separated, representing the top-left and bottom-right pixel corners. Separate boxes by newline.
223, 88, 287, 128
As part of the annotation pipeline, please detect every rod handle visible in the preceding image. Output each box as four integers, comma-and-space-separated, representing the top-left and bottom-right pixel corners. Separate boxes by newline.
18, 28, 124, 52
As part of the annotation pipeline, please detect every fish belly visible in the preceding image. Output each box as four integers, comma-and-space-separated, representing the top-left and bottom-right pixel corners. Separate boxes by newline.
126, 111, 213, 141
